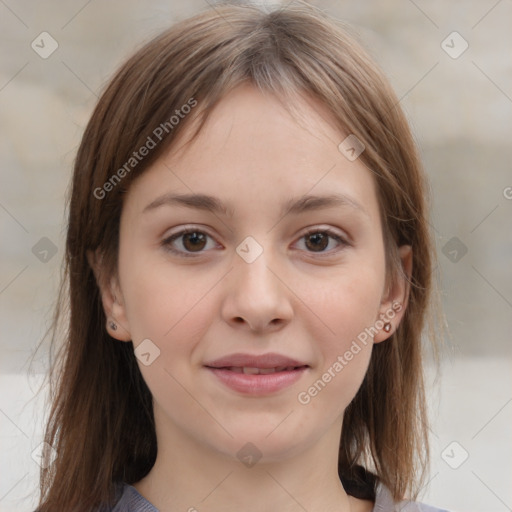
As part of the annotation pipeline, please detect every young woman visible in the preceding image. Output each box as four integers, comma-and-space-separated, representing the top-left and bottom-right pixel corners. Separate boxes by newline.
37, 3, 448, 511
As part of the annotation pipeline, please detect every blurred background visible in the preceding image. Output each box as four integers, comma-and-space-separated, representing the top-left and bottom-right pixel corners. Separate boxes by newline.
1, 1, 511, 511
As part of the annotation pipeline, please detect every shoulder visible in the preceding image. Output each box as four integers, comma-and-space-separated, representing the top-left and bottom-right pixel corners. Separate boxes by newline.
104, 481, 452, 512
373, 482, 451, 512
103, 482, 158, 512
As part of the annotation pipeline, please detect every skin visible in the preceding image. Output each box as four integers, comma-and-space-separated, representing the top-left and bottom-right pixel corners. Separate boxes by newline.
91, 84, 412, 512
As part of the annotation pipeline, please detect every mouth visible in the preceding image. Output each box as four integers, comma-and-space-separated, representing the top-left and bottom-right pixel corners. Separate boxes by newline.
203, 353, 310, 395
208, 365, 309, 374
203, 352, 308, 370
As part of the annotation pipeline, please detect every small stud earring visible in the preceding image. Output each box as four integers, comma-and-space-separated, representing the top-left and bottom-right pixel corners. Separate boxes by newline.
383, 322, 392, 333
109, 320, 117, 331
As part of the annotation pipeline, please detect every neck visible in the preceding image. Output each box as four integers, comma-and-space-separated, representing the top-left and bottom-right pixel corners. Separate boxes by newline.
133, 406, 357, 512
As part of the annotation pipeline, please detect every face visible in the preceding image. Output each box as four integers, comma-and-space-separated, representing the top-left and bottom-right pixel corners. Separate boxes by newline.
98, 84, 410, 463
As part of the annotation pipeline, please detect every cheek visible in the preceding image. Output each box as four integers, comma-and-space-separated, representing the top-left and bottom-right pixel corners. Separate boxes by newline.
300, 265, 384, 408
120, 251, 217, 345
119, 256, 218, 412
310, 262, 384, 345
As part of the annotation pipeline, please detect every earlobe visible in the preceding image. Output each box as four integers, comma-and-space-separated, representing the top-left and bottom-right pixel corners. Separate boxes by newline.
86, 249, 132, 342
105, 314, 131, 342
107, 276, 132, 342
373, 245, 413, 344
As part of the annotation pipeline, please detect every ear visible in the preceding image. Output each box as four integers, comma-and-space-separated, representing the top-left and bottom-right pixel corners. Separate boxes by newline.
86, 249, 132, 342
373, 244, 412, 343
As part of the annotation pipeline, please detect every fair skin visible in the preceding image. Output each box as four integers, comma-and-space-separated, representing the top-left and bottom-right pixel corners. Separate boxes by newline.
90, 84, 412, 512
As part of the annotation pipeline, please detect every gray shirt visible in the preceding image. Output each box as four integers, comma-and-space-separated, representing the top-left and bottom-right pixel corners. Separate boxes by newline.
109, 482, 451, 511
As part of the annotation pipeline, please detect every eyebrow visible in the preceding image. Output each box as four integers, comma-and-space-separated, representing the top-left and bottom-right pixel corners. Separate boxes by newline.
142, 192, 369, 218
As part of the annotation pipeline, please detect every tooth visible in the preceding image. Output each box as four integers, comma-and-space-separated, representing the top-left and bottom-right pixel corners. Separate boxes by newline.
243, 367, 260, 375
230, 367, 243, 373
285, 366, 295, 371
275, 366, 287, 372
259, 368, 277, 374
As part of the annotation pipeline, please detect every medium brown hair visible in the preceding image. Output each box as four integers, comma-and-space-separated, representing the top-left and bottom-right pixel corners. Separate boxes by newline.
37, 2, 440, 510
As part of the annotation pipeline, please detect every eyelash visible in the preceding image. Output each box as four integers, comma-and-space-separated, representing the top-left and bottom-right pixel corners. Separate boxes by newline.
161, 226, 350, 258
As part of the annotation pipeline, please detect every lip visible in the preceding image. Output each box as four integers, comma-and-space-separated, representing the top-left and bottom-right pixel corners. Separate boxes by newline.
204, 352, 309, 395
207, 367, 308, 395
204, 352, 307, 369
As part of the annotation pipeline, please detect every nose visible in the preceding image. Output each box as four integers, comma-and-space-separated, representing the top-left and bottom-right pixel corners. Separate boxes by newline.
221, 244, 293, 334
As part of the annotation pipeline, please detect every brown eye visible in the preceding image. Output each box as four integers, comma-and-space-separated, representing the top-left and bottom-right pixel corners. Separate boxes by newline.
162, 229, 217, 257
296, 228, 349, 255
305, 232, 329, 252
181, 232, 207, 251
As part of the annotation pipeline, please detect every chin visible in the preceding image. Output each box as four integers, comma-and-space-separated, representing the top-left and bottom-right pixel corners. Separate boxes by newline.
208, 422, 314, 465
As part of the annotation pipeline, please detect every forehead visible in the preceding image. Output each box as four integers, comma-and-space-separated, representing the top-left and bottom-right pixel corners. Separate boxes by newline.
171, 84, 345, 164
124, 84, 381, 226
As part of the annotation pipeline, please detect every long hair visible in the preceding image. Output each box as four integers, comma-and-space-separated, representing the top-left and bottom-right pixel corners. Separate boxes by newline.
37, 3, 441, 510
